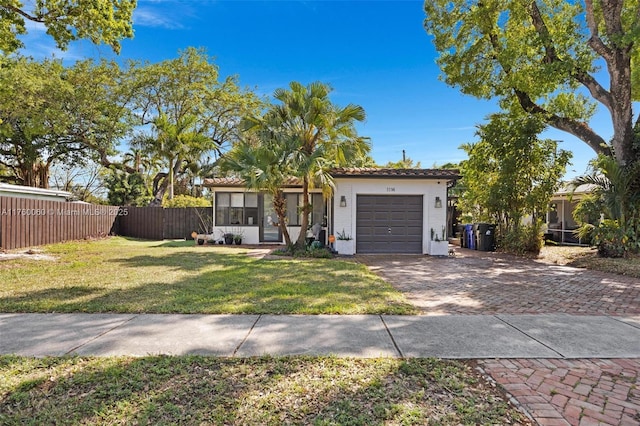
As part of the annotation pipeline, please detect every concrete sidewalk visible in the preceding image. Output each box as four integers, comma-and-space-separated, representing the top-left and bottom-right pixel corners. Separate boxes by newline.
1, 313, 639, 358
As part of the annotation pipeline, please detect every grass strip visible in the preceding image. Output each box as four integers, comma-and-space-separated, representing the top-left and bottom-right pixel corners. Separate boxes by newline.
0, 355, 530, 425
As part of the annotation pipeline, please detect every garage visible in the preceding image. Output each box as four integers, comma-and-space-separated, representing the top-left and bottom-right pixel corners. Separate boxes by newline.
356, 195, 423, 254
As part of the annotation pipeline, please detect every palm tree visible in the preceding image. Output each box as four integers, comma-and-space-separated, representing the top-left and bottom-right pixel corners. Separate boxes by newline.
572, 154, 640, 255
272, 81, 370, 247
572, 155, 640, 225
150, 113, 210, 205
219, 120, 296, 246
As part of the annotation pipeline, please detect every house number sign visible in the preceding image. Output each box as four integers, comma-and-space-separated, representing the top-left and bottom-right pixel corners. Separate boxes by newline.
386, 187, 396, 192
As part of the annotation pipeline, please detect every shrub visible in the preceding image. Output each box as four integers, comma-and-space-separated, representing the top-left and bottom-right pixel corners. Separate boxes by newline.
498, 222, 543, 256
272, 245, 333, 259
163, 195, 212, 208
592, 219, 629, 258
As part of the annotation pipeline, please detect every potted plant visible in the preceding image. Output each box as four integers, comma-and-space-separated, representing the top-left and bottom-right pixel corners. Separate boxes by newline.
233, 233, 243, 245
224, 233, 234, 245
334, 229, 354, 255
429, 226, 449, 256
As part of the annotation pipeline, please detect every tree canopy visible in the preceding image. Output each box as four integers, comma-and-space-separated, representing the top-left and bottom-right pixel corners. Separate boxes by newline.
459, 112, 571, 252
0, 49, 261, 209
0, 56, 132, 187
0, 0, 135, 54
128, 48, 262, 205
424, 0, 640, 167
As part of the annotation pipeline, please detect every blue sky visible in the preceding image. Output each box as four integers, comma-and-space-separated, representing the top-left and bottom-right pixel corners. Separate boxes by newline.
20, 0, 610, 179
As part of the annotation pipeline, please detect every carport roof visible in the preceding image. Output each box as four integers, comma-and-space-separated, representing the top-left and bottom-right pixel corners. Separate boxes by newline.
204, 168, 460, 187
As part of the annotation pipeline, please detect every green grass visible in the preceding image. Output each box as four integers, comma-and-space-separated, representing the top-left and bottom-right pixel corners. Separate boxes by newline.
0, 237, 416, 314
0, 355, 529, 425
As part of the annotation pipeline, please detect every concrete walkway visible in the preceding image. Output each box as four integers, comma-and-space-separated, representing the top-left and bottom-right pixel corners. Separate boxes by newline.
2, 312, 639, 359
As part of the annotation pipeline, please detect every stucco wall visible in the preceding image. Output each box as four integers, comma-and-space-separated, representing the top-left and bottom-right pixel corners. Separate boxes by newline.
331, 178, 449, 255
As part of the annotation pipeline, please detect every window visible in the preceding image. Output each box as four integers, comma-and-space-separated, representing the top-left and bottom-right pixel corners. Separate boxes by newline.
216, 192, 258, 225
311, 193, 325, 226
285, 193, 326, 226
286, 194, 302, 225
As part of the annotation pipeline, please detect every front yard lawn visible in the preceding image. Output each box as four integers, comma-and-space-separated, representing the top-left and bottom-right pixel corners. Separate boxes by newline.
0, 355, 530, 425
0, 237, 416, 315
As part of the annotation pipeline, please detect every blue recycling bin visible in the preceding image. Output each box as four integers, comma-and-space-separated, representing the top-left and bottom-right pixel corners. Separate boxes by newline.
465, 224, 475, 249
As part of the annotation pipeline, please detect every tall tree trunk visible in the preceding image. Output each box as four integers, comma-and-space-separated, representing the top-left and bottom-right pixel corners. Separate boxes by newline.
19, 161, 50, 188
295, 176, 311, 248
168, 158, 175, 200
149, 172, 169, 207
272, 190, 292, 246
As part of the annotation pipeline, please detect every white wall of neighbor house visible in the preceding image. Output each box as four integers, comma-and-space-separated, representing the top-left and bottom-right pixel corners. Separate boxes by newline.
332, 178, 449, 255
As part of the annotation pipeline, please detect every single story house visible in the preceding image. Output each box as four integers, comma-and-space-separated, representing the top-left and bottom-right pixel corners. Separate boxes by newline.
546, 183, 597, 245
0, 183, 72, 202
204, 168, 460, 255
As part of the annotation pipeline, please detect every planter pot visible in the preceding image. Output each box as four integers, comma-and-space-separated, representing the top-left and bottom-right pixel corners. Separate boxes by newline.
224, 235, 234, 245
234, 239, 242, 245
429, 240, 449, 256
334, 239, 355, 255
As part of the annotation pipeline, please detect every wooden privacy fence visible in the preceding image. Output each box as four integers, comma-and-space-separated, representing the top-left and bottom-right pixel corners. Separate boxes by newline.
0, 197, 213, 249
0, 196, 120, 250
117, 206, 213, 240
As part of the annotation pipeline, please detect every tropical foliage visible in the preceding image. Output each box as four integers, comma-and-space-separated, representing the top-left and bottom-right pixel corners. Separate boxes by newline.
127, 48, 262, 205
270, 81, 370, 247
0, 49, 260, 207
162, 194, 211, 208
424, 0, 640, 170
459, 112, 571, 254
572, 155, 640, 257
0, 56, 133, 188
0, 0, 135, 54
220, 121, 297, 246
223, 81, 370, 249
103, 169, 150, 206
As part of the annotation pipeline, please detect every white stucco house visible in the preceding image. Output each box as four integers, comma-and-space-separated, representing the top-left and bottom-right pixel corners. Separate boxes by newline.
204, 168, 460, 255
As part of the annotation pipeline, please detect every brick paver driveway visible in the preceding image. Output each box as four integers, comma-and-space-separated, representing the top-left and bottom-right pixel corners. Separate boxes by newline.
356, 249, 640, 316
357, 248, 640, 426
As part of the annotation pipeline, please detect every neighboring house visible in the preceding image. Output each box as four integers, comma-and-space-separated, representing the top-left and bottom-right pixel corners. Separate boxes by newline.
546, 183, 596, 245
204, 168, 460, 255
0, 183, 72, 202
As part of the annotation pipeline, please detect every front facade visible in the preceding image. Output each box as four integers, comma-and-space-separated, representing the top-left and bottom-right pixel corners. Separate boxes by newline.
205, 168, 459, 255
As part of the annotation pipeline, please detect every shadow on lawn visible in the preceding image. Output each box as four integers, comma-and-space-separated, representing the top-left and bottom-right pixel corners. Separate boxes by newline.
0, 356, 527, 425
0, 250, 414, 314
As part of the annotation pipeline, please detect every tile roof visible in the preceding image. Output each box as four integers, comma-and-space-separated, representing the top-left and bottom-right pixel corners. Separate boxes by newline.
329, 168, 461, 179
204, 168, 461, 187
204, 176, 302, 187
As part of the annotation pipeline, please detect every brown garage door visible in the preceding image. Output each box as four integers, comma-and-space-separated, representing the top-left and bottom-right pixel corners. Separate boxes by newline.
356, 195, 423, 254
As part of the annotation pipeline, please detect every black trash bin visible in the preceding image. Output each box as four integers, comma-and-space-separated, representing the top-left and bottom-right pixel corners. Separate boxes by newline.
476, 223, 496, 251
460, 224, 468, 248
